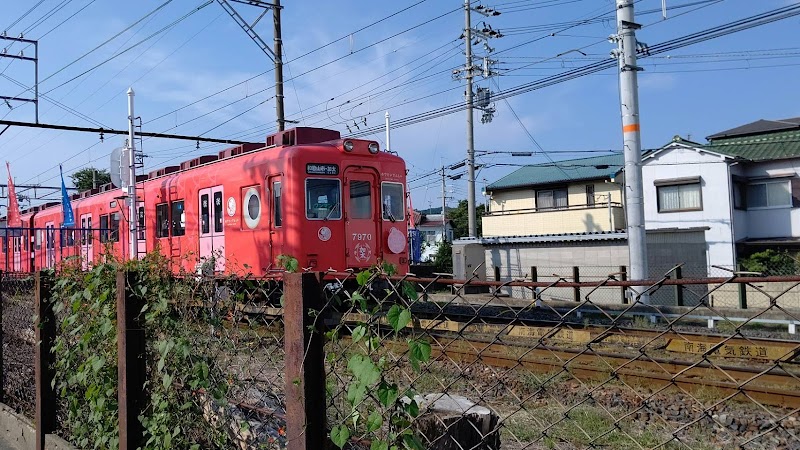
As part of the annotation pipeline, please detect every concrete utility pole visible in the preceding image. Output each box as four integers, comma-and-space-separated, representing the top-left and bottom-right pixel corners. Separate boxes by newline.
464, 0, 477, 238
273, 0, 285, 131
127, 88, 138, 260
614, 0, 649, 302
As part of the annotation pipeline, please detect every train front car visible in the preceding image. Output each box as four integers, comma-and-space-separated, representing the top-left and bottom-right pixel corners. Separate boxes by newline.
283, 135, 409, 274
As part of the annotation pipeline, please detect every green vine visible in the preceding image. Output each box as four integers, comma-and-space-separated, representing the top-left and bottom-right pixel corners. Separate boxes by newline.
50, 253, 230, 449
326, 263, 430, 450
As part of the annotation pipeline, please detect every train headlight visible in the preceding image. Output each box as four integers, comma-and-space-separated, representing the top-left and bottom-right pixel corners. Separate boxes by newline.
343, 140, 354, 152
368, 142, 379, 154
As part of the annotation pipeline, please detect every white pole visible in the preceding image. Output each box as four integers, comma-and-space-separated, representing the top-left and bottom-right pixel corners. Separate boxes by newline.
465, 0, 477, 238
615, 0, 649, 303
385, 111, 391, 152
127, 88, 138, 260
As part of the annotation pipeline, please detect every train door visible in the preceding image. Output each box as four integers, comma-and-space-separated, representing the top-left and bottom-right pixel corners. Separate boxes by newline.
136, 202, 146, 259
45, 222, 55, 268
267, 176, 282, 270
198, 186, 225, 273
80, 213, 93, 269
12, 233, 21, 272
344, 167, 379, 268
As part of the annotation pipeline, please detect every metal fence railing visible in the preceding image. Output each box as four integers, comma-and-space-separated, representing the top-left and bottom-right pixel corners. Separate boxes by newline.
316, 268, 800, 450
1, 273, 36, 419
4, 265, 800, 449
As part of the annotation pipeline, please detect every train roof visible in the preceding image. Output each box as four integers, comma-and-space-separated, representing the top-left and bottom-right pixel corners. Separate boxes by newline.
4, 126, 401, 220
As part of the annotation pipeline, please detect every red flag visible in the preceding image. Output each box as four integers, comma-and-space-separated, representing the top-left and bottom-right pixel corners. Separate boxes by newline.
6, 162, 21, 228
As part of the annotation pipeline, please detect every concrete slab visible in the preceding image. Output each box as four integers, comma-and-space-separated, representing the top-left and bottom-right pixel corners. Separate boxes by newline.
0, 403, 74, 450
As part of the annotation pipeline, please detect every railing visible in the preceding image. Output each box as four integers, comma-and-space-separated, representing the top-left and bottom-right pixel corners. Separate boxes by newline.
3, 265, 800, 449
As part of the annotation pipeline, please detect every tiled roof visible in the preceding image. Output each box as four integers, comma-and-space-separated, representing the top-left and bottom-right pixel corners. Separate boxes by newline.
707, 117, 800, 140
704, 129, 800, 161
486, 154, 623, 191
459, 230, 627, 245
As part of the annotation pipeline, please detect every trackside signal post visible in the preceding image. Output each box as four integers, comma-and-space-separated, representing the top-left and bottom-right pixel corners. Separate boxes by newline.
614, 0, 649, 302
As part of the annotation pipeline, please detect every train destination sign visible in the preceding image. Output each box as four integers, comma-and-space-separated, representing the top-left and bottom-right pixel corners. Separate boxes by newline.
307, 163, 339, 175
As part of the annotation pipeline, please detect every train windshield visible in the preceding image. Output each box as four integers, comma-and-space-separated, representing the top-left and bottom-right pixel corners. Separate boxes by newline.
306, 178, 341, 220
381, 182, 405, 222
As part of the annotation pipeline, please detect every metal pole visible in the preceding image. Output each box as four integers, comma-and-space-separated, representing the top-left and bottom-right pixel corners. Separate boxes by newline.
465, 0, 477, 238
273, 0, 285, 131
441, 167, 447, 242
615, 0, 648, 303
34, 41, 39, 124
385, 111, 391, 152
127, 88, 138, 260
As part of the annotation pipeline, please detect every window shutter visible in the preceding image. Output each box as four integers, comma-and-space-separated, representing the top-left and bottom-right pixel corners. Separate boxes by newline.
792, 178, 800, 208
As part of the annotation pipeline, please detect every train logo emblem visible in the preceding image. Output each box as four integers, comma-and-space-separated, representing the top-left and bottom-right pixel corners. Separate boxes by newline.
227, 197, 236, 217
318, 226, 331, 242
354, 242, 372, 262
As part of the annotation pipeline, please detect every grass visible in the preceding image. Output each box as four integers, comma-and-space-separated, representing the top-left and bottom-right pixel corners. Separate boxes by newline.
501, 405, 719, 450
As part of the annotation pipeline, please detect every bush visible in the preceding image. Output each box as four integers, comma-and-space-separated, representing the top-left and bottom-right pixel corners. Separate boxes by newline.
432, 240, 453, 274
739, 249, 798, 276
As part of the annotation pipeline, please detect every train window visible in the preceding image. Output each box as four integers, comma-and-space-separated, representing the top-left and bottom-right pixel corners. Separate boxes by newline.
200, 194, 210, 234
35, 229, 42, 250
110, 213, 120, 242
306, 178, 341, 220
100, 215, 110, 243
172, 201, 186, 237
349, 180, 372, 219
213, 192, 223, 233
87, 217, 93, 243
273, 181, 282, 227
243, 187, 261, 230
47, 226, 55, 250
381, 183, 405, 222
156, 203, 169, 238
137, 206, 145, 241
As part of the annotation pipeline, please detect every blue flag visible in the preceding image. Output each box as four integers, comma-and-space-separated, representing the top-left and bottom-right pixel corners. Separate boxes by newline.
60, 165, 75, 227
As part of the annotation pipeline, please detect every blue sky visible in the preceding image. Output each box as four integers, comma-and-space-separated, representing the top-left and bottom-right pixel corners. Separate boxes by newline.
0, 0, 798, 210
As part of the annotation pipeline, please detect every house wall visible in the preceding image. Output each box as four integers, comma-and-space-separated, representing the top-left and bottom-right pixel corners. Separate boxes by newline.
736, 159, 800, 240
642, 145, 736, 269
484, 180, 625, 237
482, 206, 625, 236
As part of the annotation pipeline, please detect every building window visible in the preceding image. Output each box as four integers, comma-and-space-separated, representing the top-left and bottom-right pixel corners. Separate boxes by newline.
747, 180, 791, 209
536, 188, 567, 209
657, 183, 702, 212
586, 184, 595, 206
733, 181, 746, 210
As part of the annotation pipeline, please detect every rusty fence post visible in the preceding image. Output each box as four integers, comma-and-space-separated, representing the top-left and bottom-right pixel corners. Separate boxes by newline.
674, 266, 684, 307
572, 266, 580, 302
284, 272, 327, 450
35, 271, 56, 450
620, 266, 628, 304
117, 269, 146, 450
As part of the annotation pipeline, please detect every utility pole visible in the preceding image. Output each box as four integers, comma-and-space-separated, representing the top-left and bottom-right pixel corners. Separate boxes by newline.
457, 1, 501, 238
441, 167, 447, 242
614, 0, 649, 302
273, 0, 285, 131
464, 0, 477, 238
127, 88, 138, 260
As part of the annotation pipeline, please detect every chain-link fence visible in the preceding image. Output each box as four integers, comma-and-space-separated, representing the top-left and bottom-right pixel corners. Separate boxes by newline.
1, 272, 37, 419
318, 268, 800, 450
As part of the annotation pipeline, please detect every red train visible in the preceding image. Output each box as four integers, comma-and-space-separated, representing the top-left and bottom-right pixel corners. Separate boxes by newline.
1, 127, 409, 275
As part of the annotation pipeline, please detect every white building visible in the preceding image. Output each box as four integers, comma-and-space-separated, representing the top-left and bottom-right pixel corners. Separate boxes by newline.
642, 117, 800, 271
